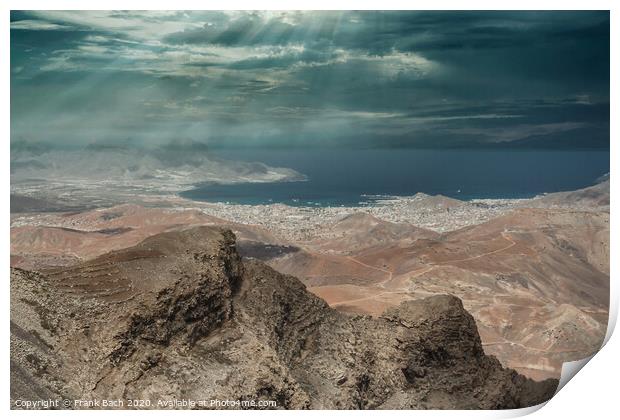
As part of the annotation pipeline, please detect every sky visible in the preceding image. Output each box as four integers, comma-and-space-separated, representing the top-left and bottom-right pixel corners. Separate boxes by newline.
10, 11, 610, 149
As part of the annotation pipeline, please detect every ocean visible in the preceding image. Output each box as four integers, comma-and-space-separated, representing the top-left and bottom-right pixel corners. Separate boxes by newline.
180, 149, 610, 206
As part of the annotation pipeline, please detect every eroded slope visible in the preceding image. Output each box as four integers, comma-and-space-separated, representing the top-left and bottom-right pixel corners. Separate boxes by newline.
11, 227, 557, 409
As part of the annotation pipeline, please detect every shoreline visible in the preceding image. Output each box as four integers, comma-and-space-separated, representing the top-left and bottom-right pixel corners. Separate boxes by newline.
11, 178, 609, 242
9, 182, 610, 383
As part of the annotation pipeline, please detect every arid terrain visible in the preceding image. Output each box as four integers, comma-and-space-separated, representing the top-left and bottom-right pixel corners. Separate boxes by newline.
10, 8, 611, 410
11, 227, 557, 409
10, 178, 609, 407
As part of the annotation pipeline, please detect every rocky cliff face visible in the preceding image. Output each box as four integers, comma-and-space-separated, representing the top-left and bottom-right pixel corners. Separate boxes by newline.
10, 226, 557, 409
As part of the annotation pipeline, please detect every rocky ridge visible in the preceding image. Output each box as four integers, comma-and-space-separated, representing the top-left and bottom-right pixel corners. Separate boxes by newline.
11, 226, 558, 409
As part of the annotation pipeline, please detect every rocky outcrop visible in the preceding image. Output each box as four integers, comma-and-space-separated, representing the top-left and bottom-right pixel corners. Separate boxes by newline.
10, 226, 558, 409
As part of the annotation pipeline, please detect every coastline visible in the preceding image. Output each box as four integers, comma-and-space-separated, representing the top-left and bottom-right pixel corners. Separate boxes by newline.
10, 186, 598, 243
9, 179, 610, 383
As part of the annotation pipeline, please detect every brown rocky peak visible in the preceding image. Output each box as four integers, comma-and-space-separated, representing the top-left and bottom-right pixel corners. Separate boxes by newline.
11, 226, 557, 409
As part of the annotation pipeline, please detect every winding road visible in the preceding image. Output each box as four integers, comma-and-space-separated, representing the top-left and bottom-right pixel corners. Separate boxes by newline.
332, 231, 518, 307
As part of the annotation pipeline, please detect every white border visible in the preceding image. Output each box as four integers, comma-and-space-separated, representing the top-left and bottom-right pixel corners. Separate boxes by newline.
2, 1, 616, 419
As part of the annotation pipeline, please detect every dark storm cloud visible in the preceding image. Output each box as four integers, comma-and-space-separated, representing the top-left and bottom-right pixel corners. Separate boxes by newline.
10, 11, 609, 149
